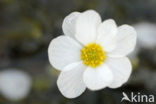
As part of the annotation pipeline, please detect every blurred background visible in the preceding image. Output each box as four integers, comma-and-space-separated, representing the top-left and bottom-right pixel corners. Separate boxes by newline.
0, 0, 156, 104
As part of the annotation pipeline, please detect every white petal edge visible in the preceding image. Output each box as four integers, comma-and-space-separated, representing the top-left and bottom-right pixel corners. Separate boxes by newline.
96, 19, 117, 52
108, 25, 137, 57
106, 57, 132, 88
62, 12, 81, 38
57, 62, 86, 98
75, 10, 102, 45
48, 36, 82, 71
83, 64, 113, 91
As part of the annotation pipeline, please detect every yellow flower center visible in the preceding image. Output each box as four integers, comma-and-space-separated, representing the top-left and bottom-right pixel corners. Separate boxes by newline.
81, 43, 107, 68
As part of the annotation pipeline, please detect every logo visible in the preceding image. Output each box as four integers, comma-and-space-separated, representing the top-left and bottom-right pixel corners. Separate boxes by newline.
121, 92, 155, 103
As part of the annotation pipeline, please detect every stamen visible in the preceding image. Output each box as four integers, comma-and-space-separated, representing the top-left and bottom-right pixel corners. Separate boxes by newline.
81, 43, 107, 68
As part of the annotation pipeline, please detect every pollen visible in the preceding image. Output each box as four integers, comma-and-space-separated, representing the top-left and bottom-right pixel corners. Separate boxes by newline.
81, 43, 107, 68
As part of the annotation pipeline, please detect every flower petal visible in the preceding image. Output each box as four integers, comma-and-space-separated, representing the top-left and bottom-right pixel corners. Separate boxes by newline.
134, 22, 156, 48
48, 36, 82, 71
108, 25, 137, 57
0, 69, 31, 101
96, 19, 117, 52
106, 57, 132, 88
57, 62, 86, 98
75, 10, 102, 45
62, 12, 81, 38
83, 64, 113, 90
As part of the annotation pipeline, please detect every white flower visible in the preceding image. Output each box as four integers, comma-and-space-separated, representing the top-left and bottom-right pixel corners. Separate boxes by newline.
48, 10, 137, 98
0, 69, 32, 101
128, 22, 156, 60
134, 22, 156, 48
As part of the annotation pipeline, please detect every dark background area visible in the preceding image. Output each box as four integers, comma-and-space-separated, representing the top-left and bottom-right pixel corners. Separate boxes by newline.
0, 0, 156, 104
